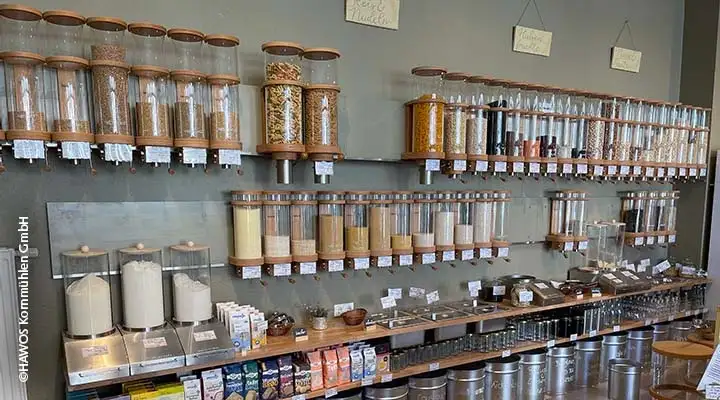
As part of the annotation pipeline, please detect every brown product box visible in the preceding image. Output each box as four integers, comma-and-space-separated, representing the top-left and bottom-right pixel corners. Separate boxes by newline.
375, 343, 391, 373
336, 347, 351, 384
260, 359, 279, 400
293, 361, 312, 394
277, 356, 294, 398
306, 351, 324, 391
322, 349, 339, 388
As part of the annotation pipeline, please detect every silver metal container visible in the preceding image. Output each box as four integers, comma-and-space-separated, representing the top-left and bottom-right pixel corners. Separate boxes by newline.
607, 359, 642, 400
546, 342, 576, 395
484, 355, 519, 400
327, 388, 363, 399
652, 322, 670, 342
627, 326, 653, 370
575, 337, 602, 388
670, 320, 693, 341
365, 381, 409, 400
409, 370, 447, 400
518, 348, 546, 400
390, 331, 425, 349
447, 362, 486, 400
433, 323, 468, 341
600, 332, 628, 382
474, 318, 507, 334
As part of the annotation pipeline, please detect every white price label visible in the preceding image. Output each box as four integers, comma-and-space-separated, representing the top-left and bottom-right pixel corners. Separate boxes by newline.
377, 256, 392, 267
562, 163, 573, 174
563, 241, 574, 251
497, 247, 509, 258
442, 250, 455, 261
81, 345, 109, 358
570, 334, 578, 341
380, 296, 397, 309
328, 259, 344, 272
479, 248, 492, 259
513, 162, 524, 173
429, 362, 440, 371
646, 167, 655, 177
607, 165, 618, 175
475, 160, 489, 172
625, 263, 636, 272
333, 302, 355, 317
668, 315, 675, 321
706, 384, 720, 400
315, 161, 334, 175
593, 165, 604, 175
668, 234, 676, 243
388, 288, 402, 299
645, 319, 653, 326
381, 374, 393, 383
453, 160, 467, 171
325, 388, 338, 398
300, 262, 316, 275
409, 287, 426, 298
422, 253, 436, 264
518, 290, 533, 303
493, 286, 506, 296
426, 290, 440, 304
646, 236, 655, 245
640, 258, 651, 267
362, 377, 374, 387
292, 395, 306, 400
620, 165, 630, 175
576, 293, 584, 300
399, 254, 413, 266
425, 159, 440, 171
354, 257, 370, 270
547, 340, 556, 348
634, 237, 644, 246
546, 163, 557, 174
144, 145, 171, 164
701, 168, 707, 177
658, 235, 666, 244
502, 350, 511, 357
690, 168, 698, 177
657, 167, 665, 177
578, 241, 588, 250
143, 337, 168, 349
193, 330, 217, 342
633, 165, 642, 175
494, 161, 507, 172
590, 330, 598, 337
681, 266, 697, 276
637, 264, 647, 273
613, 325, 620, 332
461, 249, 474, 260
529, 162, 540, 173
468, 280, 482, 297
679, 167, 687, 176
668, 167, 676, 176
273, 263, 291, 277
242, 266, 261, 279
535, 282, 549, 290
685, 311, 692, 317
653, 260, 671, 275
577, 163, 588, 174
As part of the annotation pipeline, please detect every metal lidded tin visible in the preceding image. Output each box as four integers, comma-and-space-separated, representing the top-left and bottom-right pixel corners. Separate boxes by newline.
448, 362, 486, 400
518, 348, 547, 400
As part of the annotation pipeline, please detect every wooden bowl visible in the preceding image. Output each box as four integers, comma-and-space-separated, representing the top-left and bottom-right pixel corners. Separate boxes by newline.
268, 323, 294, 336
342, 308, 367, 326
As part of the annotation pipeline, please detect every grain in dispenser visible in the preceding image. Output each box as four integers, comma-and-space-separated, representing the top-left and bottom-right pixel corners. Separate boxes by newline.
263, 191, 293, 276
61, 245, 130, 386
87, 16, 133, 164
43, 10, 93, 164
466, 76, 489, 174
127, 22, 172, 167
402, 66, 446, 184
318, 191, 345, 271
168, 28, 208, 166
229, 191, 264, 274
205, 34, 242, 168
258, 41, 305, 184
370, 192, 393, 267
303, 47, 343, 184
435, 191, 456, 261
291, 191, 318, 271
473, 191, 493, 257
455, 190, 475, 260
170, 241, 234, 366
491, 191, 511, 257
412, 191, 437, 263
391, 191, 414, 266
118, 243, 185, 374
0, 4, 48, 162
441, 72, 469, 178
345, 191, 371, 269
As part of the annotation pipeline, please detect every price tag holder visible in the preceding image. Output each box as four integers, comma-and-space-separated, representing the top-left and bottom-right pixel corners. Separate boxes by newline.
493, 285, 506, 296
475, 160, 489, 172
425, 159, 440, 171
354, 257, 370, 270
513, 161, 524, 173
442, 250, 455, 262
701, 168, 707, 177
547, 340, 556, 348
380, 296, 397, 309
669, 315, 675, 322
422, 253, 436, 264
657, 167, 665, 177
388, 288, 402, 299
633, 165, 642, 175
529, 162, 540, 174
468, 280, 482, 297
497, 247, 509, 258
578, 241, 588, 250
668, 167, 676, 176
594, 165, 604, 175
292, 395, 306, 400
315, 161, 334, 176
646, 236, 655, 245
273, 263, 291, 277
657, 235, 666, 244
409, 287, 425, 298
300, 262, 316, 275
634, 237, 644, 246
613, 325, 621, 332
619, 165, 630, 175
453, 160, 467, 171
399, 254, 413, 266
668, 234, 676, 243
328, 259, 344, 272
679, 167, 687, 177
653, 260, 671, 275
607, 165, 618, 175
333, 302, 355, 317
645, 167, 655, 177
325, 388, 338, 398
562, 241, 573, 252
377, 256, 392, 267
577, 163, 588, 174
502, 350, 511, 358
570, 334, 578, 341
461, 249, 474, 261
426, 290, 440, 304
590, 330, 598, 337
494, 161, 507, 173
562, 163, 573, 174
591, 288, 602, 298
242, 266, 261, 280
429, 362, 440, 371
546, 162, 557, 174
381, 374, 393, 383
690, 168, 698, 177
644, 319, 653, 326
479, 248, 492, 259
362, 377, 374, 387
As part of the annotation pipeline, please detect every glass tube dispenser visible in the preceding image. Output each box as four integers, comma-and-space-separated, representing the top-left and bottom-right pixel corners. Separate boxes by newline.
118, 243, 165, 330
412, 191, 437, 256
318, 191, 345, 264
62, 246, 114, 337
370, 192, 393, 262
391, 192, 413, 262
169, 241, 212, 323
263, 191, 293, 265
345, 191, 371, 263
492, 191, 511, 250
229, 191, 264, 269
291, 191, 318, 263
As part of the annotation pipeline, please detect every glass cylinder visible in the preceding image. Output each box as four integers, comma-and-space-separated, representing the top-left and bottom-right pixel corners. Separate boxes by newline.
698, 108, 710, 167
644, 191, 659, 234
46, 59, 92, 142
391, 192, 413, 255
291, 191, 318, 262
43, 10, 85, 58
549, 191, 568, 236
345, 191, 370, 257
318, 191, 345, 260
485, 79, 508, 157
523, 84, 541, 160
127, 22, 166, 67
263, 191, 292, 263
370, 192, 393, 257
303, 47, 340, 153
667, 191, 679, 232
676, 105, 690, 165
585, 94, 605, 161
572, 90, 587, 159
563, 191, 576, 237
412, 191, 437, 252
454, 191, 474, 249
655, 192, 668, 233
205, 34, 241, 150
86, 16, 127, 61
263, 81, 303, 148
61, 246, 113, 337
554, 88, 574, 160
492, 191, 511, 245
539, 86, 557, 159
505, 81, 525, 159
653, 101, 668, 166
585, 222, 607, 269
262, 41, 303, 81
409, 66, 445, 154
687, 106, 700, 166
167, 28, 204, 72
230, 191, 263, 266
442, 72, 468, 157
606, 221, 626, 268
473, 191, 493, 247
630, 98, 645, 163
665, 103, 680, 165
574, 192, 588, 238
621, 192, 646, 234
642, 101, 657, 164
169, 242, 212, 323
0, 4, 43, 54
118, 244, 164, 329
435, 191, 456, 250
615, 97, 633, 162
466, 75, 488, 160
602, 94, 620, 162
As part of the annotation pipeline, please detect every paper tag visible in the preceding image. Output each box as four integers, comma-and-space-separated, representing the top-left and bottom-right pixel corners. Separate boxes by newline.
426, 290, 440, 304
273, 263, 291, 277
362, 377, 374, 387
502, 350, 511, 357
619, 165, 630, 175
658, 235, 666, 244
381, 374, 393, 383
429, 362, 440, 371
562, 163, 573, 174
292, 395, 306, 400
668, 167, 676, 176
611, 46, 642, 73
300, 262, 316, 275
577, 163, 588, 174
591, 289, 602, 298
578, 241, 588, 250
653, 260, 671, 275
563, 241, 573, 251
493, 286, 506, 296
399, 254, 413, 266
607, 165, 618, 175
681, 266, 697, 276
645, 319, 653, 326
425, 159, 440, 171
646, 167, 655, 177
328, 259, 344, 272
218, 149, 242, 166
529, 162, 540, 173
685, 311, 693, 317
81, 345, 109, 358
633, 165, 642, 175
13, 139, 45, 160
314, 161, 334, 175
590, 330, 598, 337
468, 280, 482, 297
546, 162, 557, 174
334, 302, 355, 317
634, 237, 644, 246
640, 258, 651, 267
513, 25, 553, 56
389, 288, 402, 299
646, 236, 655, 245
442, 250, 455, 262
513, 161, 524, 173
461, 249, 474, 261
547, 340, 556, 348
657, 167, 665, 177
701, 168, 707, 177
669, 234, 676, 243
409, 287, 426, 298
625, 263, 636, 272
475, 160, 488, 172
576, 293, 584, 300
494, 161, 507, 172
242, 266, 261, 279
181, 147, 207, 165
570, 334, 578, 341
422, 253, 436, 264
453, 160, 467, 171
535, 282, 549, 290
380, 295, 397, 309
497, 247, 509, 258
325, 388, 338, 398
354, 257, 370, 270
706, 384, 720, 400
193, 330, 217, 342
668, 315, 675, 321
143, 337, 168, 349
377, 255, 392, 267
680, 167, 687, 176
593, 165, 604, 175
60, 141, 92, 160
479, 248, 492, 259
613, 325, 621, 332
690, 168, 698, 177
518, 290, 533, 303
637, 264, 647, 273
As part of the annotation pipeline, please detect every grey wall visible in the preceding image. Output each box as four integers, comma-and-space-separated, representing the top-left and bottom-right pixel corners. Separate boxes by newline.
0, 0, 685, 399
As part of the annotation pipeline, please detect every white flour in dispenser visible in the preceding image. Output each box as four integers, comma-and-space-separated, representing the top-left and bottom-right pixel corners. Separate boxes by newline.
173, 273, 212, 322
65, 274, 113, 336
121, 260, 165, 329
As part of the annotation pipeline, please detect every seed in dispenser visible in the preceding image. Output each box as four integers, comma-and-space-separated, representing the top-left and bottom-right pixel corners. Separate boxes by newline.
265, 84, 302, 145
136, 103, 170, 138
174, 102, 205, 139
266, 62, 301, 81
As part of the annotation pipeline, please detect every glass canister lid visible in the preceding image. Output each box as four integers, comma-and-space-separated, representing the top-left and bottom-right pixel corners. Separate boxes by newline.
170, 240, 210, 253
118, 242, 161, 255
167, 27, 204, 42
204, 34, 240, 48
263, 190, 292, 203
302, 47, 340, 61
62, 245, 107, 258
231, 190, 263, 203
261, 41, 303, 55
0, 4, 42, 21
43, 9, 85, 26
411, 65, 446, 77
86, 16, 127, 31
318, 191, 345, 202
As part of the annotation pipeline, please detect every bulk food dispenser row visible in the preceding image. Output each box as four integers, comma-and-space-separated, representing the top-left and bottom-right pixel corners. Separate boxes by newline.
229, 190, 512, 276
61, 242, 233, 386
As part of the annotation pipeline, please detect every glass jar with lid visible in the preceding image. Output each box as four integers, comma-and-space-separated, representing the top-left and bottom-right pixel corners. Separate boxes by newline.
676, 105, 690, 166
62, 246, 113, 337
492, 191, 511, 247
291, 191, 318, 263
553, 87, 574, 162
466, 75, 489, 169
585, 93, 605, 163
435, 191, 456, 251
511, 283, 533, 307
656, 102, 672, 166
473, 191, 493, 249
538, 86, 557, 160
548, 191, 569, 237
345, 191, 371, 259
574, 191, 588, 240
441, 72, 469, 174
621, 191, 646, 234
454, 191, 475, 251
655, 192, 669, 234
505, 81, 525, 161
205, 34, 242, 152
570, 90, 587, 161
522, 84, 542, 161
263, 191, 293, 265
87, 16, 127, 61
405, 66, 445, 156
229, 191, 264, 268
118, 243, 164, 330
601, 94, 619, 163
652, 101, 668, 169
318, 191, 345, 261
263, 41, 303, 81
615, 96, 634, 163
643, 191, 659, 236
391, 192, 413, 257
369, 192, 393, 260
303, 47, 341, 159
641, 101, 657, 166
169, 242, 212, 323
412, 191, 437, 254
0, 4, 42, 53
629, 98, 645, 163
485, 79, 508, 159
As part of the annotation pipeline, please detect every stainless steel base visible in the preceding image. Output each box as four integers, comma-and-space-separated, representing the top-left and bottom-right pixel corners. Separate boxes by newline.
120, 325, 185, 375
64, 329, 130, 386
173, 321, 235, 366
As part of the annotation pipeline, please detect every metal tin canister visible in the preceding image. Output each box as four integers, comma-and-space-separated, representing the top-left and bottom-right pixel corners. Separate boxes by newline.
546, 342, 576, 395
365, 380, 409, 400
607, 359, 642, 400
518, 348, 546, 400
409, 370, 447, 400
575, 336, 603, 388
600, 332, 628, 382
484, 355, 519, 400
652, 322, 670, 342
627, 326, 653, 370
447, 362, 486, 400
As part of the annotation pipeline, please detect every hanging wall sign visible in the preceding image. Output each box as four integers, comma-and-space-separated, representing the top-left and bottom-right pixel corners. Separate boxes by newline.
610, 46, 642, 73
513, 25, 553, 57
345, 0, 400, 30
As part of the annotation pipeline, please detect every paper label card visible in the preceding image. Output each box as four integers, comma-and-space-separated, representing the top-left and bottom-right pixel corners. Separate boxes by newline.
513, 25, 553, 57
345, 0, 400, 30
611, 46, 642, 73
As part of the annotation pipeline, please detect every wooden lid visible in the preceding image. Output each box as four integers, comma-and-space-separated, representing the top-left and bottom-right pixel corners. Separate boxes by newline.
86, 16, 127, 31
128, 22, 167, 37
485, 78, 511, 87
651, 341, 713, 360
411, 66, 446, 77
43, 10, 85, 26
118, 242, 161, 255
0, 4, 42, 21
467, 75, 492, 84
261, 41, 303, 55
443, 72, 470, 81
0, 51, 44, 64
207, 74, 241, 85
302, 47, 340, 60
167, 28, 204, 42
204, 34, 240, 47
170, 241, 209, 252
131, 65, 169, 77
63, 245, 107, 258
46, 55, 89, 69
170, 69, 206, 81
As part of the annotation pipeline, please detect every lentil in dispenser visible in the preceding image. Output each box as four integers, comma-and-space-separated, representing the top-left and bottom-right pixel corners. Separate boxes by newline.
43, 10, 93, 164
435, 191, 456, 261
485, 79, 509, 174
492, 190, 511, 257
205, 34, 242, 169
345, 191, 371, 269
466, 75, 489, 174
455, 191, 475, 260
168, 28, 208, 166
61, 245, 130, 386
87, 17, 133, 164
127, 22, 172, 166
263, 191, 293, 273
0, 4, 48, 162
229, 191, 264, 273
291, 191, 318, 268
412, 191, 437, 263
370, 192, 393, 267
258, 41, 305, 184
402, 66, 446, 185
473, 191, 493, 257
303, 47, 343, 184
318, 191, 345, 271
440, 72, 468, 178
391, 191, 413, 265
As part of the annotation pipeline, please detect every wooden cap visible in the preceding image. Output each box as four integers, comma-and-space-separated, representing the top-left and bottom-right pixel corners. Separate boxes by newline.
128, 22, 167, 37
63, 246, 107, 258
651, 341, 713, 360
171, 241, 209, 252
86, 16, 127, 31
0, 4, 42, 21
118, 243, 161, 255
131, 65, 169, 78
204, 34, 240, 47
443, 72, 470, 81
467, 75, 492, 84
43, 10, 85, 26
0, 51, 44, 64
167, 28, 204, 42
261, 41, 303, 55
207, 74, 241, 85
46, 55, 89, 69
411, 66, 446, 77
170, 69, 206, 82
302, 47, 340, 60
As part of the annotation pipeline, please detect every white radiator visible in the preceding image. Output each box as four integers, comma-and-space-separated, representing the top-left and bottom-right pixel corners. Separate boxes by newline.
0, 248, 28, 400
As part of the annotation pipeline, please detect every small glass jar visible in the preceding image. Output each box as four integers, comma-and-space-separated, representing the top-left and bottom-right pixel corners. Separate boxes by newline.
118, 244, 164, 330
473, 191, 493, 248
601, 94, 620, 162
412, 191, 437, 252
169, 242, 212, 323
466, 76, 489, 163
615, 97, 634, 163
492, 191, 511, 246
523, 84, 541, 160
585, 93, 605, 162
485, 79, 509, 158
667, 191, 679, 233
291, 191, 318, 263
229, 191, 264, 267
61, 246, 113, 337
391, 192, 413, 255
317, 191, 345, 260
511, 283, 533, 307
369, 192, 393, 258
435, 191, 456, 250
261, 41, 304, 151
345, 191, 371, 258
408, 66, 445, 154
621, 191, 646, 234
0, 4, 43, 54
263, 191, 292, 264
205, 34, 241, 151
505, 81, 525, 160
454, 191, 475, 249
303, 48, 341, 154
442, 72, 469, 157
549, 191, 569, 236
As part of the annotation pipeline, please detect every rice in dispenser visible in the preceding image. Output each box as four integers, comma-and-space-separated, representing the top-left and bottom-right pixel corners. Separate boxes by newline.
43, 10, 93, 164
492, 190, 511, 257
127, 22, 172, 166
168, 28, 208, 166
0, 4, 48, 161
402, 66, 446, 184
466, 75, 489, 173
370, 192, 393, 267
435, 191, 456, 261
87, 16, 133, 164
170, 241, 234, 366
345, 191, 371, 269
258, 41, 305, 184
291, 191, 318, 269
229, 191, 264, 274
263, 191, 293, 274
391, 191, 413, 266
205, 34, 242, 169
61, 245, 130, 386
412, 191, 437, 263
455, 190, 475, 260
318, 191, 345, 271
473, 190, 493, 257
440, 72, 469, 178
